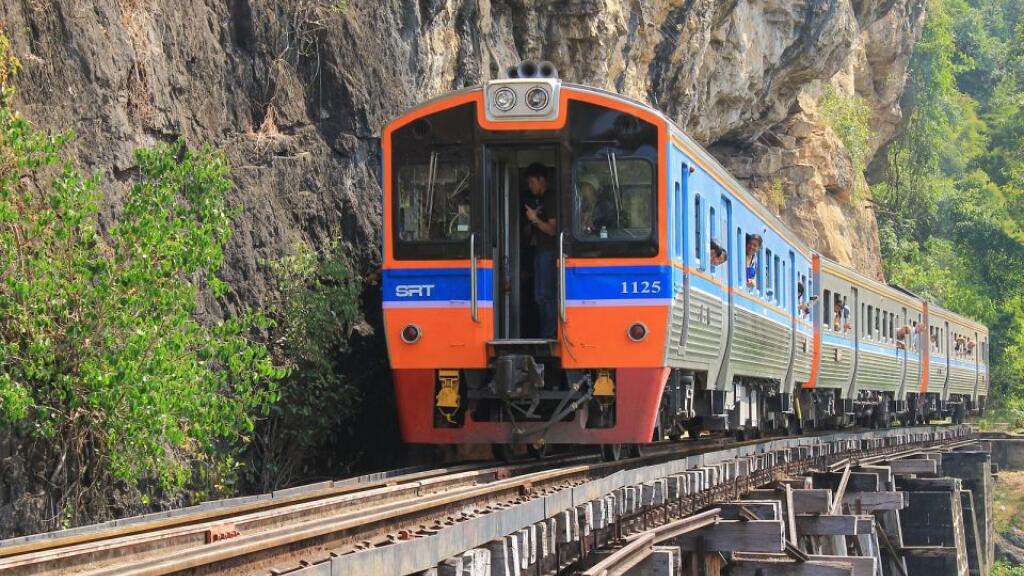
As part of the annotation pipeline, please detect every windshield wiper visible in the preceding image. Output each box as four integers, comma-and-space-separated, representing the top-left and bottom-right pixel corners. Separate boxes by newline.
606, 150, 623, 228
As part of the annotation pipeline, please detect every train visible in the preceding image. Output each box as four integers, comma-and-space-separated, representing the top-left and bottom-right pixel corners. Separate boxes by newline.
380, 60, 989, 460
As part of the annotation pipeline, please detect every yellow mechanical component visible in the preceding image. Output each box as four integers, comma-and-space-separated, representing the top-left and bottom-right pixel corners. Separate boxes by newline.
593, 370, 616, 397
436, 370, 461, 409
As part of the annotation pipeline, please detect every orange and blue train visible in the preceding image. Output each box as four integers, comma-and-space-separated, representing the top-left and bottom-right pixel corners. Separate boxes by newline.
380, 61, 989, 460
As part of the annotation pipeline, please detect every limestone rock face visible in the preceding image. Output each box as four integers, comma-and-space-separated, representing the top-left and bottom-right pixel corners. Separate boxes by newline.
0, 0, 924, 304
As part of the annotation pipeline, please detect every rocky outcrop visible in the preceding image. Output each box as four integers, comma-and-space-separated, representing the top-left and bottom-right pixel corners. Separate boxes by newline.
0, 0, 929, 539
0, 0, 923, 300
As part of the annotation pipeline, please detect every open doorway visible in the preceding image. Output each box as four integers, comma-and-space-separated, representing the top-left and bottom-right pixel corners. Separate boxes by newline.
487, 147, 559, 341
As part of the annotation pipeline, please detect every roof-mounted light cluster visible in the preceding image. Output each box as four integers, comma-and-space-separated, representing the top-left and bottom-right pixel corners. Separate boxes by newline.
484, 60, 561, 123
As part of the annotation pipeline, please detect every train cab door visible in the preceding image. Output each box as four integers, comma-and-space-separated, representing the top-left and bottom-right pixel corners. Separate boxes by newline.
846, 286, 859, 400
973, 330, 980, 404
942, 320, 952, 401
782, 251, 798, 389
485, 146, 559, 341
898, 306, 909, 397
713, 196, 733, 387
488, 154, 514, 339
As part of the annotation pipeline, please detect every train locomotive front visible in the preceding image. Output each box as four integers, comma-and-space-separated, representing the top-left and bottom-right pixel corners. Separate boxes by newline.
382, 66, 672, 455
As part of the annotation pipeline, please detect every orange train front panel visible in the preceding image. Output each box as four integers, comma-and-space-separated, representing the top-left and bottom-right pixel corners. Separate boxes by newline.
383, 265, 494, 369
393, 367, 669, 444
560, 263, 672, 368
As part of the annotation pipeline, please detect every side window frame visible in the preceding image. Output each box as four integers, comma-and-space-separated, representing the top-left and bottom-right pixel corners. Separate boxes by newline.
694, 194, 703, 271
824, 289, 832, 329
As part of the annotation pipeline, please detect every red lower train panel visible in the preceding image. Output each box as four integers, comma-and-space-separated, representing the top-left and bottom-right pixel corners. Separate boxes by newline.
393, 367, 668, 444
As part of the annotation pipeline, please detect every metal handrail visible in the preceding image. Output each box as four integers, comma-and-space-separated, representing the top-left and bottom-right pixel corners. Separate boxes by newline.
470, 233, 479, 322
559, 232, 567, 322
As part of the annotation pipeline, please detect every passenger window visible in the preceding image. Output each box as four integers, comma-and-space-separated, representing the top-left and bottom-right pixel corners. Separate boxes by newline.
875, 309, 880, 340
573, 156, 655, 242
882, 311, 888, 341
774, 255, 781, 305
397, 150, 472, 242
744, 233, 762, 292
674, 181, 682, 258
694, 195, 703, 270
765, 250, 773, 299
861, 304, 866, 336
867, 306, 873, 338
823, 289, 832, 329
781, 261, 787, 308
736, 228, 743, 287
833, 293, 845, 333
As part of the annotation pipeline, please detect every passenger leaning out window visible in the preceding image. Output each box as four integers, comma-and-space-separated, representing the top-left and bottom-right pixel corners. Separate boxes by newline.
745, 234, 762, 289
710, 239, 727, 267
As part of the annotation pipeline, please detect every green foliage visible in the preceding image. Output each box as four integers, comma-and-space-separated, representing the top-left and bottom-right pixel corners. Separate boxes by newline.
819, 85, 873, 203
992, 563, 1024, 576
819, 85, 873, 179
250, 242, 362, 490
0, 35, 280, 525
874, 0, 1024, 409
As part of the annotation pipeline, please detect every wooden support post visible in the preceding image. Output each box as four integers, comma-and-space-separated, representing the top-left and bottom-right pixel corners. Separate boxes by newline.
717, 501, 780, 521
840, 491, 906, 512
786, 484, 799, 546
794, 515, 861, 536
730, 553, 876, 576
745, 489, 832, 514
669, 520, 784, 553
889, 459, 938, 476
811, 470, 878, 497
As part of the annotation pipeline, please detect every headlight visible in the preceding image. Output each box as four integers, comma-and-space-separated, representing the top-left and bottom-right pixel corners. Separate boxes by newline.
401, 324, 422, 344
627, 323, 648, 342
494, 87, 516, 111
526, 87, 549, 110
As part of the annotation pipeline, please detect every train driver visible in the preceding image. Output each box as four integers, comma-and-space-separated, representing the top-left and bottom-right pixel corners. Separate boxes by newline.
524, 163, 558, 339
578, 173, 613, 237
744, 234, 762, 289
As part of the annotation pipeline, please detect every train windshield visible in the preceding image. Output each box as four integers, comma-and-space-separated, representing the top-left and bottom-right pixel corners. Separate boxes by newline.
568, 100, 658, 257
572, 154, 653, 241
396, 150, 472, 242
390, 102, 476, 260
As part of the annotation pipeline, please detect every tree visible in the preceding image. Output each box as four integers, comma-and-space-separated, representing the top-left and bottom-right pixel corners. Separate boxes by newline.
873, 0, 1024, 411
0, 35, 280, 530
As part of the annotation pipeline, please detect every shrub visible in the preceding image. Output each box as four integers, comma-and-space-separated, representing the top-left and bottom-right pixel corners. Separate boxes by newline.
249, 242, 362, 490
0, 35, 280, 528
820, 84, 873, 201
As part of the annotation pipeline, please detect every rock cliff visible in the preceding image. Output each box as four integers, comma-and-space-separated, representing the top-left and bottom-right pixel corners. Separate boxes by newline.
1, 0, 923, 303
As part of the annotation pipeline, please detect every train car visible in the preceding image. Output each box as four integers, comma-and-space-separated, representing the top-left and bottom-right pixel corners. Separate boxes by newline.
922, 303, 989, 422
664, 122, 814, 439
803, 260, 926, 428
380, 61, 990, 459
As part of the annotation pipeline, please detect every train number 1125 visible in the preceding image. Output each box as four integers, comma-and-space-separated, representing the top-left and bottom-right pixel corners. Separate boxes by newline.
621, 280, 662, 294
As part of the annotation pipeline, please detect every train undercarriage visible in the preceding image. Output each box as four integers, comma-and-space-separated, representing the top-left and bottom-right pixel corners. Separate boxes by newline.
413, 350, 985, 462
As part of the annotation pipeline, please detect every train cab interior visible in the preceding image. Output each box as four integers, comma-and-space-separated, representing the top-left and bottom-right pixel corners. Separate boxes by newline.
485, 149, 558, 341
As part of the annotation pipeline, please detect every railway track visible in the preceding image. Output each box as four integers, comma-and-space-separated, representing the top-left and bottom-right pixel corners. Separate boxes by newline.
0, 427, 969, 576
0, 436, 743, 575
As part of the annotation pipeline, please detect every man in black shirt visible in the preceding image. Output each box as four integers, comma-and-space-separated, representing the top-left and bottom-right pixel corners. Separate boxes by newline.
523, 163, 558, 339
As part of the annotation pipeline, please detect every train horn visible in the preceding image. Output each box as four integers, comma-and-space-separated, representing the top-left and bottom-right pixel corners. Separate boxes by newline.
506, 65, 520, 79
517, 60, 539, 78
538, 60, 558, 79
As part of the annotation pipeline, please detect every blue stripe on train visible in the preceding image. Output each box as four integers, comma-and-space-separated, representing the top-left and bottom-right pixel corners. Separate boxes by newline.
564, 265, 672, 303
383, 268, 493, 304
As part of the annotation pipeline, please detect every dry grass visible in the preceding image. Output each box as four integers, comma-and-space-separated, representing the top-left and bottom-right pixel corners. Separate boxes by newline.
995, 470, 1024, 534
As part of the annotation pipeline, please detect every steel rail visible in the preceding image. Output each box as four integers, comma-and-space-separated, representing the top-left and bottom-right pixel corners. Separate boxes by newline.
0, 426, 971, 576
0, 455, 600, 575
583, 509, 722, 576
0, 436, 745, 576
0, 461, 492, 559
84, 437, 761, 576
